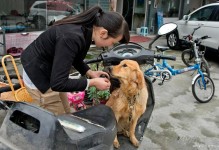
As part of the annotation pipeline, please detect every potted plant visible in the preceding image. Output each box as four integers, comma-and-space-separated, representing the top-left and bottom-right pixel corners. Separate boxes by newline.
97, 89, 110, 104
87, 86, 110, 105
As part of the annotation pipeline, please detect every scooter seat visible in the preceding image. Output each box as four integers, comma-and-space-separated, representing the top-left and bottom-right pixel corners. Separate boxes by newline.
0, 103, 116, 150
56, 105, 117, 150
73, 104, 115, 128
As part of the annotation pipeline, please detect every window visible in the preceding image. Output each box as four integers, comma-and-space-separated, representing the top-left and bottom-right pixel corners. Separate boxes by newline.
189, 6, 216, 21
212, 7, 219, 21
0, 0, 84, 33
34, 3, 46, 9
161, 0, 180, 17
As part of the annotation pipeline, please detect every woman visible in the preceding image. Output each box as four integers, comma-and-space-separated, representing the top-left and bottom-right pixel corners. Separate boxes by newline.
21, 5, 130, 115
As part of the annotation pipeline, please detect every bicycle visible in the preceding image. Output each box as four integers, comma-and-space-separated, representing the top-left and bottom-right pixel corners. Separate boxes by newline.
16, 13, 35, 32
181, 26, 210, 76
144, 42, 215, 103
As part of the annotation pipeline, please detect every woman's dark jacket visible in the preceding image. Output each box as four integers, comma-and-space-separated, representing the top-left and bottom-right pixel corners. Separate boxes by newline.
21, 24, 92, 93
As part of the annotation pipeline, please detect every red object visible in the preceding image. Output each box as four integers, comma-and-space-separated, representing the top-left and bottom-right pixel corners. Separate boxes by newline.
67, 91, 86, 111
130, 36, 151, 43
100, 100, 107, 104
7, 47, 23, 57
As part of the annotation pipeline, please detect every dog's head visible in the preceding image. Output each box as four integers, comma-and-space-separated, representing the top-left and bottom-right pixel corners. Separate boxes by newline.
109, 60, 145, 94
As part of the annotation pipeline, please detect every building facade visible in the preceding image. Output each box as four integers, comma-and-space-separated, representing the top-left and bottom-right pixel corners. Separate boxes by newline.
0, 0, 218, 34
0, 0, 111, 53
0, 0, 218, 55
116, 0, 218, 34
0, 0, 112, 33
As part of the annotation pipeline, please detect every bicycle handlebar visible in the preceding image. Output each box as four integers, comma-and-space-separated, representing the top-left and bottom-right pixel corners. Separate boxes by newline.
182, 35, 210, 47
193, 35, 210, 44
191, 26, 201, 35
183, 26, 201, 40
199, 35, 210, 40
154, 54, 176, 61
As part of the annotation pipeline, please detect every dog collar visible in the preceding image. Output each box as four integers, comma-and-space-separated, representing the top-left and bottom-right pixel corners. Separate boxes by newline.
128, 93, 139, 121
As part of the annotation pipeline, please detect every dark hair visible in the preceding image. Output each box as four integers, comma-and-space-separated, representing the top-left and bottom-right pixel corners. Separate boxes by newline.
54, 6, 130, 43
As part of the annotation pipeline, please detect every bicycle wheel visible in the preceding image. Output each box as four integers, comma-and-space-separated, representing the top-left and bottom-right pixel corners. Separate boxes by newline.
200, 58, 210, 77
181, 49, 195, 67
192, 74, 215, 103
143, 64, 158, 83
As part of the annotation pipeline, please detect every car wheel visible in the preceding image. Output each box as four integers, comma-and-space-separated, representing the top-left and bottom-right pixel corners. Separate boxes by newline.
167, 31, 179, 49
33, 16, 46, 30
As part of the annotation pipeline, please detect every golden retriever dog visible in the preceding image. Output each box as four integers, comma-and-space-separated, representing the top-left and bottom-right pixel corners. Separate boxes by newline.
106, 59, 148, 148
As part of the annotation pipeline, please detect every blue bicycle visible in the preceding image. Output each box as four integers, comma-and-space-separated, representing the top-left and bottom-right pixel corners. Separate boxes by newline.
144, 24, 215, 103
144, 47, 214, 103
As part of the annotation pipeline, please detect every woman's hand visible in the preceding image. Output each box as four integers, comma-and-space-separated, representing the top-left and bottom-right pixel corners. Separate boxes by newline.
86, 70, 110, 90
89, 78, 111, 90
86, 69, 109, 79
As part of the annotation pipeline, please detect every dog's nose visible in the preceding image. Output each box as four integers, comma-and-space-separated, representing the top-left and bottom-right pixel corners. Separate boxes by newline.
100, 74, 108, 79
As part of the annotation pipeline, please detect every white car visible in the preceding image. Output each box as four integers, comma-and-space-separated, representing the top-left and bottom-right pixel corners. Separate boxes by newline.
28, 1, 80, 30
166, 2, 219, 53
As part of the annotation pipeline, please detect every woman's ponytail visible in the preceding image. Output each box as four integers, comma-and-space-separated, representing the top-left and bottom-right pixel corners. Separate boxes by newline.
53, 6, 103, 26
54, 5, 130, 43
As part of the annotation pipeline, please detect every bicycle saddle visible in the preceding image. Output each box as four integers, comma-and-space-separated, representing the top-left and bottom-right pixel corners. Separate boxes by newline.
156, 46, 169, 52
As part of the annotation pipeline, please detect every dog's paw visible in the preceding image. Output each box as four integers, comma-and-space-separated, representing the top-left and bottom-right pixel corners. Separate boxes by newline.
130, 136, 139, 147
113, 141, 120, 149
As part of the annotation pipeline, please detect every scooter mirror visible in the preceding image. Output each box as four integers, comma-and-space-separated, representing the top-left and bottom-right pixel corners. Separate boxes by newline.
158, 23, 177, 35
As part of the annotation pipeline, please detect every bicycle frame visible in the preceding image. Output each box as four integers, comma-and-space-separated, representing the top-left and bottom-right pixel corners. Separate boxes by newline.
148, 57, 207, 90
144, 23, 214, 102
158, 59, 202, 75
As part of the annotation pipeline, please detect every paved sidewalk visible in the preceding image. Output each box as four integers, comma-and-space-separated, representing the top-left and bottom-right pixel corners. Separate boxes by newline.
137, 38, 219, 150
0, 35, 218, 150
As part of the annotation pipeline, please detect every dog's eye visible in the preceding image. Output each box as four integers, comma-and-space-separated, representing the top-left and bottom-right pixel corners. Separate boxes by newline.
122, 64, 127, 67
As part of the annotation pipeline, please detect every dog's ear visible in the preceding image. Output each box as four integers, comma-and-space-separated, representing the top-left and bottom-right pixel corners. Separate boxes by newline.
136, 70, 144, 89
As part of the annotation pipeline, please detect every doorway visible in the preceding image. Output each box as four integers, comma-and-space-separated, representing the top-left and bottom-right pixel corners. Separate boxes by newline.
122, 0, 133, 30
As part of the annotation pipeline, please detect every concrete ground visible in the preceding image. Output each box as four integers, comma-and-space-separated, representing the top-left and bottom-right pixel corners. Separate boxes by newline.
138, 37, 219, 150
0, 36, 218, 150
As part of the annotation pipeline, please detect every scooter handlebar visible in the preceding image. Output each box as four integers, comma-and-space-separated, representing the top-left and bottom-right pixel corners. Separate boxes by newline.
84, 43, 155, 66
84, 56, 103, 64
154, 54, 176, 61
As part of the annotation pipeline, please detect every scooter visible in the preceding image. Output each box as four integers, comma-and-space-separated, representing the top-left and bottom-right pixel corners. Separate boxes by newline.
0, 23, 177, 150
0, 45, 155, 150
